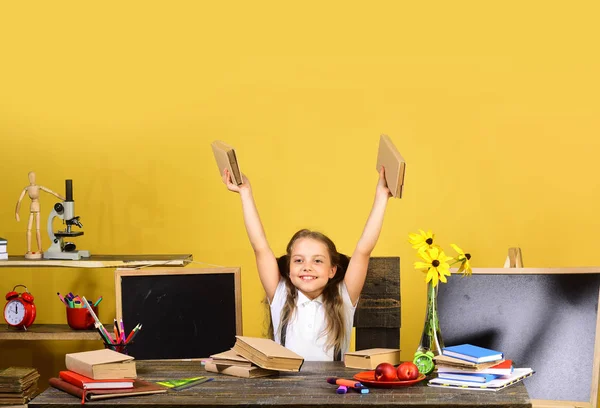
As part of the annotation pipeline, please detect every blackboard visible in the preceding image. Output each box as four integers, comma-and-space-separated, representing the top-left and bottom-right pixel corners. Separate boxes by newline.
437, 268, 600, 407
115, 267, 242, 360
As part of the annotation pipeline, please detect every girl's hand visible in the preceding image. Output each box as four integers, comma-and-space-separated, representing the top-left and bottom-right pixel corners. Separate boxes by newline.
376, 166, 392, 200
222, 168, 250, 193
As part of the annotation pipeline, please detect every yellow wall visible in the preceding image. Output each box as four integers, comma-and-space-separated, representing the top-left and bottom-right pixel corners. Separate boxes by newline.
1, 1, 599, 386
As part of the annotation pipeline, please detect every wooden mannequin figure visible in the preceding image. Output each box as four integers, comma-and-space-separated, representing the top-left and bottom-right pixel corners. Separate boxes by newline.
15, 171, 65, 259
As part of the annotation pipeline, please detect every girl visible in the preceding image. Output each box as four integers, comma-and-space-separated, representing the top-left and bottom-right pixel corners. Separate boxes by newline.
222, 166, 391, 361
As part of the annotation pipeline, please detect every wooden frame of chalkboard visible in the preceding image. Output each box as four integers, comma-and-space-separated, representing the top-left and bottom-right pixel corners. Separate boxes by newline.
438, 267, 599, 408
115, 267, 242, 360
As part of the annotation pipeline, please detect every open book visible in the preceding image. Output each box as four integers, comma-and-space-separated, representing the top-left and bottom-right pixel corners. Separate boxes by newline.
211, 140, 242, 185
232, 336, 304, 372
376, 135, 406, 198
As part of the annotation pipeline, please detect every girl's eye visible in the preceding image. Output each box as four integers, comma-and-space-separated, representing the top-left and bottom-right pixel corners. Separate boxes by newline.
315, 259, 323, 263
293, 259, 302, 263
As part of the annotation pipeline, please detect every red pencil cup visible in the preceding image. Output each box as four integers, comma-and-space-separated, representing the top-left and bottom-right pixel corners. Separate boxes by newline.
66, 306, 98, 330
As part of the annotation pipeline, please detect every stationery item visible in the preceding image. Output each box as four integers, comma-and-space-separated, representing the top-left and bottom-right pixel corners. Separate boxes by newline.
203, 362, 277, 378
156, 377, 212, 391
211, 140, 243, 185
59, 371, 133, 390
336, 385, 348, 394
66, 305, 98, 330
434, 354, 505, 369
232, 336, 304, 372
326, 377, 363, 388
65, 349, 136, 380
93, 297, 103, 307
428, 368, 534, 392
436, 372, 500, 383
209, 349, 253, 367
344, 348, 401, 369
376, 134, 406, 198
442, 344, 503, 364
49, 377, 167, 404
437, 359, 514, 376
56, 292, 67, 305
124, 323, 140, 344
0, 367, 40, 392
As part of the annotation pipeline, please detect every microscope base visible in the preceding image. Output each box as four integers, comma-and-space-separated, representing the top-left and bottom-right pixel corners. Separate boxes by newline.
43, 250, 91, 261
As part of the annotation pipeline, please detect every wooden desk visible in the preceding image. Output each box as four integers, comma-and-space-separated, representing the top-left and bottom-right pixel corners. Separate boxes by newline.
30, 361, 532, 408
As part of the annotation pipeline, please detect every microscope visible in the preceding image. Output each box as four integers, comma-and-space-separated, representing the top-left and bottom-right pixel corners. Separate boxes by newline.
43, 180, 91, 260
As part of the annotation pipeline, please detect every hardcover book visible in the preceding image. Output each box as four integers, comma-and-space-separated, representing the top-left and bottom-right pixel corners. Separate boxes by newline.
437, 359, 513, 376
59, 371, 133, 390
49, 378, 166, 404
65, 349, 137, 380
211, 140, 242, 185
232, 336, 304, 372
434, 354, 504, 369
344, 348, 401, 369
437, 372, 500, 383
209, 349, 253, 367
376, 134, 406, 198
0, 367, 40, 392
442, 344, 503, 364
204, 362, 277, 378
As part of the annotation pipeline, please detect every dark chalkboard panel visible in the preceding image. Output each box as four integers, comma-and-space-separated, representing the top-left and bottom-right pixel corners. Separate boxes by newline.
115, 268, 242, 360
437, 268, 600, 406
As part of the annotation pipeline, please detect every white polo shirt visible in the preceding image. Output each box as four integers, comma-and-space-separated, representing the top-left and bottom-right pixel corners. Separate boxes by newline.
270, 279, 357, 361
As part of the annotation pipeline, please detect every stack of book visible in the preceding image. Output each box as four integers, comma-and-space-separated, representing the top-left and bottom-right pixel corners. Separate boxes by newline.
204, 349, 278, 378
428, 344, 534, 392
49, 349, 166, 404
0, 237, 7, 260
0, 367, 40, 405
204, 336, 304, 378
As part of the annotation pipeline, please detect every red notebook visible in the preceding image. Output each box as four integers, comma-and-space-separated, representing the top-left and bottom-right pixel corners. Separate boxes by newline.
49, 377, 167, 404
59, 370, 134, 390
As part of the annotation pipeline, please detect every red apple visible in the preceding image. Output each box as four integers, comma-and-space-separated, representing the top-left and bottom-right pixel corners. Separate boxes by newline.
397, 361, 420, 380
374, 362, 398, 381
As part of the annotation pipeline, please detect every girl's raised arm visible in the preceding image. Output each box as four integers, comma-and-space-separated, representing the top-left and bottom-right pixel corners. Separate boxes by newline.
345, 167, 391, 305
223, 168, 280, 301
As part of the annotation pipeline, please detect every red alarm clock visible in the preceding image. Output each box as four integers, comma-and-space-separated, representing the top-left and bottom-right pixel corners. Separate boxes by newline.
4, 285, 36, 329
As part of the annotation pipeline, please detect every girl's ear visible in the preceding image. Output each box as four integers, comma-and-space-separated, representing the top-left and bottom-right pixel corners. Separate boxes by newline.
328, 265, 337, 279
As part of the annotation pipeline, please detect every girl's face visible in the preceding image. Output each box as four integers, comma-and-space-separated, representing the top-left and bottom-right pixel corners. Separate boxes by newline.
289, 237, 337, 300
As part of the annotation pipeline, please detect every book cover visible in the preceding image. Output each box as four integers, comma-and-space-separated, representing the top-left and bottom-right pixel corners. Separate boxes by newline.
204, 362, 277, 378
65, 349, 136, 380
434, 354, 504, 369
49, 378, 167, 404
59, 371, 133, 390
376, 134, 406, 198
442, 344, 504, 364
437, 359, 513, 376
428, 368, 534, 392
0, 367, 40, 393
232, 336, 304, 372
437, 372, 500, 383
155, 376, 212, 391
211, 140, 242, 185
344, 348, 401, 369
209, 349, 253, 367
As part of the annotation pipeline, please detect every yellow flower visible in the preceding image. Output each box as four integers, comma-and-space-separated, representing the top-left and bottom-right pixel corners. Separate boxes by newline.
414, 247, 453, 287
450, 244, 472, 276
408, 229, 436, 251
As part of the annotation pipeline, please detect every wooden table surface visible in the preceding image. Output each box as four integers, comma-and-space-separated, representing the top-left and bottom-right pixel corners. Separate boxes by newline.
30, 360, 531, 408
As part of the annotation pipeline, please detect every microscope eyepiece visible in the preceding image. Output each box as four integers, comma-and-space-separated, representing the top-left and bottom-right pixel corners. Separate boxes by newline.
54, 203, 64, 213
65, 180, 73, 202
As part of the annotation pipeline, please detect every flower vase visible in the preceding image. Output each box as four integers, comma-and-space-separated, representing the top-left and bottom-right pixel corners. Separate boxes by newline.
413, 281, 444, 374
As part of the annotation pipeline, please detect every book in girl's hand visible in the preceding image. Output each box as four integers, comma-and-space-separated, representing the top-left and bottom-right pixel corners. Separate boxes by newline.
59, 371, 133, 390
442, 344, 503, 364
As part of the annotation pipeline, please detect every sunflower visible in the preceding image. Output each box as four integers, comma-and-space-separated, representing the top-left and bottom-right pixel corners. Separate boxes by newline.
450, 244, 472, 276
414, 247, 453, 287
408, 229, 437, 251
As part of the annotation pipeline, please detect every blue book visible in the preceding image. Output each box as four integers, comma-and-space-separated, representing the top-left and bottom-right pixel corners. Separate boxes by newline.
437, 372, 500, 383
442, 344, 503, 363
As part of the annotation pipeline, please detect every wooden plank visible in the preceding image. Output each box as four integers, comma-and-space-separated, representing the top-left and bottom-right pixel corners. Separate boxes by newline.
0, 254, 192, 268
30, 361, 531, 407
0, 324, 103, 340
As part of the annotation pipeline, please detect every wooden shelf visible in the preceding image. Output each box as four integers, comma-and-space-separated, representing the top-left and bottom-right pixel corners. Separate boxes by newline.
0, 324, 106, 340
0, 254, 193, 268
